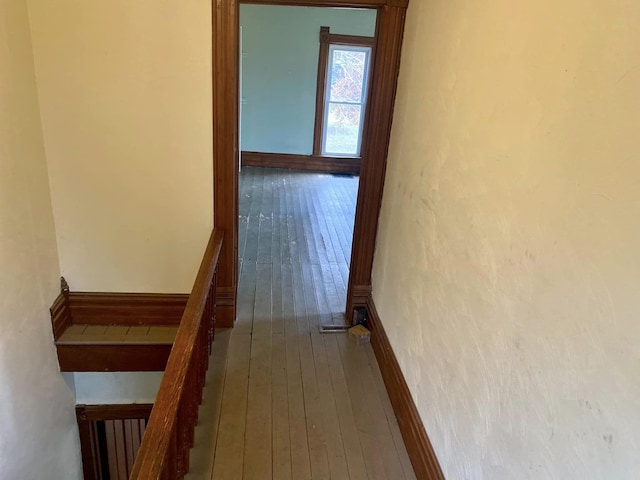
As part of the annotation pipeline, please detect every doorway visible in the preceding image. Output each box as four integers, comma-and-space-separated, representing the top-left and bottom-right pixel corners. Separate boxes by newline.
238, 5, 376, 328
211, 0, 408, 328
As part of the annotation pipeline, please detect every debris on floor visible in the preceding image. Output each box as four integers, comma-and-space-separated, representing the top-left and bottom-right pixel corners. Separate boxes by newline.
348, 324, 371, 345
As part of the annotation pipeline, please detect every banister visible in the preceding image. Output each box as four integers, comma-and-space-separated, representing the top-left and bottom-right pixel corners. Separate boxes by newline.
129, 228, 224, 480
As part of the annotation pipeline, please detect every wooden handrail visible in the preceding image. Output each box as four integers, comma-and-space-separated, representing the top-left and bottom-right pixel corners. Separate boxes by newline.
129, 229, 224, 480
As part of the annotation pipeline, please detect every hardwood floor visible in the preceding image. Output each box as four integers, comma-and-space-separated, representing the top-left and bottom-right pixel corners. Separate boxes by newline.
185, 167, 416, 480
239, 166, 356, 328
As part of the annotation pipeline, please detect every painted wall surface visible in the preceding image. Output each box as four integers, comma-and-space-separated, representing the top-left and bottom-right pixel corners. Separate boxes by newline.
74, 372, 163, 404
372, 0, 640, 478
240, 5, 376, 154
27, 0, 214, 293
0, 0, 82, 477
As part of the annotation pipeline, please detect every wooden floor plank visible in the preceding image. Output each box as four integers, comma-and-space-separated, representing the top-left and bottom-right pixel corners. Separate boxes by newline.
311, 263, 334, 327
298, 333, 331, 480
243, 334, 273, 480
270, 176, 283, 266
144, 326, 178, 343
336, 333, 389, 480
365, 345, 418, 480
310, 332, 350, 479
323, 334, 369, 480
253, 263, 273, 337
127, 326, 149, 336
83, 325, 108, 336
235, 260, 256, 335
350, 341, 407, 480
104, 325, 130, 336
257, 212, 273, 264
271, 262, 285, 335
184, 329, 232, 480
211, 333, 251, 479
271, 333, 292, 480
284, 332, 312, 479
56, 325, 176, 345
291, 257, 310, 335
301, 262, 320, 331
186, 167, 416, 480
280, 263, 296, 337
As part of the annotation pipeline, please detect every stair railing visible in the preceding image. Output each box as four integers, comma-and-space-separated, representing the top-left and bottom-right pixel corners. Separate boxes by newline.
129, 229, 223, 480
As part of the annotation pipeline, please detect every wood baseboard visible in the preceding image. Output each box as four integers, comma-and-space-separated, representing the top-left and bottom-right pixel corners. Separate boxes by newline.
215, 305, 235, 328
242, 151, 360, 175
366, 296, 446, 480
216, 286, 236, 328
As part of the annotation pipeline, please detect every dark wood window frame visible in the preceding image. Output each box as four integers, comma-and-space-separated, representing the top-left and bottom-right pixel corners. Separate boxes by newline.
312, 26, 376, 158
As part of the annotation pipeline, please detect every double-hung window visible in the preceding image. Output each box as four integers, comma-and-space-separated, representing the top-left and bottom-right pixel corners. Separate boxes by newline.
314, 27, 374, 158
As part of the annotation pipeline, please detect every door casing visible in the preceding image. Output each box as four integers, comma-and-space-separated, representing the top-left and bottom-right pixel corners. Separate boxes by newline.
213, 0, 409, 327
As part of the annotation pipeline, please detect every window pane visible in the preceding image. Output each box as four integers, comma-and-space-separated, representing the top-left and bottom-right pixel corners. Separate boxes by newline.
324, 103, 362, 155
329, 49, 368, 103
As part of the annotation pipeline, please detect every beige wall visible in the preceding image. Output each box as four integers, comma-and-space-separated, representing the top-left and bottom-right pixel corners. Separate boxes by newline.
372, 0, 640, 478
28, 0, 214, 293
0, 0, 81, 477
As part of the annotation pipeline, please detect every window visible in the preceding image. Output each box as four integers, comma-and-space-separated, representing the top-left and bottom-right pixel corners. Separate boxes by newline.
313, 27, 374, 158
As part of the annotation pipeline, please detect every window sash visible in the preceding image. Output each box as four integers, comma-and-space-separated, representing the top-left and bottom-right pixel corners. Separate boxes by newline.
321, 44, 372, 157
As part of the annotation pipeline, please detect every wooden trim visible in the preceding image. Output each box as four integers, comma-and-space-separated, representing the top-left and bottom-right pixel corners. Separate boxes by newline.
216, 286, 236, 328
242, 151, 360, 174
49, 277, 72, 340
130, 229, 223, 479
77, 404, 153, 480
313, 26, 331, 156
49, 282, 189, 372
346, 4, 408, 315
213, 0, 239, 327
327, 32, 376, 47
216, 0, 410, 326
76, 409, 103, 480
365, 296, 446, 480
350, 284, 373, 310
77, 404, 154, 422
58, 344, 173, 372
68, 293, 188, 326
387, 0, 409, 7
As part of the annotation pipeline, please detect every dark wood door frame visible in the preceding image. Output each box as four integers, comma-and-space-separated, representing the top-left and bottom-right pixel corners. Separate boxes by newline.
213, 0, 408, 327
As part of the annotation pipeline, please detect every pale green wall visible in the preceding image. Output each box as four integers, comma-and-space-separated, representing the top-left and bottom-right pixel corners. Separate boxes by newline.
240, 5, 376, 155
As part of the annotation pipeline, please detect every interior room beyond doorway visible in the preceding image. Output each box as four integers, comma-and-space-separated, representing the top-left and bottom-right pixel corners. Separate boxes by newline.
238, 167, 358, 329
239, 5, 377, 325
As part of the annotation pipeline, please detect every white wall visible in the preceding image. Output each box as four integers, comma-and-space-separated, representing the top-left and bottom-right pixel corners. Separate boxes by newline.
372, 0, 640, 478
240, 5, 376, 155
27, 0, 214, 293
0, 0, 82, 477
74, 372, 163, 405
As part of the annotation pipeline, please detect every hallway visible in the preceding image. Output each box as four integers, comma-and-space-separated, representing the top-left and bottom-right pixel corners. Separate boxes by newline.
185, 168, 416, 479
